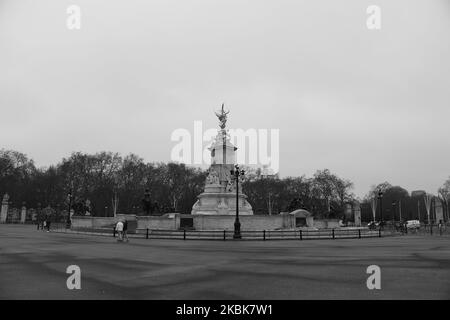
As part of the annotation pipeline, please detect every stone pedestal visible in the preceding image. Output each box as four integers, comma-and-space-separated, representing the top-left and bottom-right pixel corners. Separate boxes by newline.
192, 192, 253, 215
435, 200, 444, 224
353, 202, 362, 227
1, 194, 9, 223
344, 203, 352, 221
21, 206, 27, 224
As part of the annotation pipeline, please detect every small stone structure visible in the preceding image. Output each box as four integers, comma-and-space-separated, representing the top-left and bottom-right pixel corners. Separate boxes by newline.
20, 203, 27, 224
435, 200, 444, 223
353, 201, 362, 226
344, 201, 362, 226
1, 194, 9, 223
289, 209, 314, 227
344, 203, 353, 221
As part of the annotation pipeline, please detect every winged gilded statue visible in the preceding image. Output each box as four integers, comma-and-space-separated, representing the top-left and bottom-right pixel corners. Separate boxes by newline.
215, 103, 230, 129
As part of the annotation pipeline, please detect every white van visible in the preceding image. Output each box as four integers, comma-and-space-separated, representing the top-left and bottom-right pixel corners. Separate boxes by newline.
406, 220, 420, 229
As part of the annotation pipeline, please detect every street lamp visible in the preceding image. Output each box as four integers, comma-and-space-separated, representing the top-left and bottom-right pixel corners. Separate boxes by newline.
230, 164, 245, 239
66, 191, 73, 229
37, 202, 42, 230
378, 189, 383, 226
392, 201, 397, 222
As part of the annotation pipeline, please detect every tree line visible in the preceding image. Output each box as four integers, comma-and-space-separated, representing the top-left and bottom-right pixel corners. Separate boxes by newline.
1, 149, 449, 222
0, 150, 206, 216
360, 182, 450, 223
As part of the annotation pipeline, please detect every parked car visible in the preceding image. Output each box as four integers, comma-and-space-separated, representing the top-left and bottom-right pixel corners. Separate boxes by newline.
367, 221, 378, 230
406, 220, 420, 229
367, 221, 387, 230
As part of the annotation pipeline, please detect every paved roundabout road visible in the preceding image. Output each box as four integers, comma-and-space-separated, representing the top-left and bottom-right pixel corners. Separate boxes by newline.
0, 224, 449, 299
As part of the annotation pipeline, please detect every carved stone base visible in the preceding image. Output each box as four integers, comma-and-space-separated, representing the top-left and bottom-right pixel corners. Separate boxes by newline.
191, 192, 253, 215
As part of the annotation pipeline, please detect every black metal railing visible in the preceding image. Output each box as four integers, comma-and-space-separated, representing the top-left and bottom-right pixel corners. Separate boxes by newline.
45, 223, 450, 240
135, 228, 382, 241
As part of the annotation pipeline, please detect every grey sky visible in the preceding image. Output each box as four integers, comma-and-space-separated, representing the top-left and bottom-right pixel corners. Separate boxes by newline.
0, 0, 449, 198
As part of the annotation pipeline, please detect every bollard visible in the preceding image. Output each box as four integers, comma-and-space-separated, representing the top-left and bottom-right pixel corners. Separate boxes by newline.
430, 225, 433, 235
378, 228, 381, 237
223, 230, 226, 241
299, 230, 303, 240
332, 229, 335, 239
146, 228, 149, 239
113, 227, 116, 238
183, 229, 186, 240
358, 229, 361, 239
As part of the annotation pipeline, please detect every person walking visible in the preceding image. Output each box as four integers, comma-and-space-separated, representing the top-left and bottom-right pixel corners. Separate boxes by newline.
46, 216, 51, 232
115, 220, 124, 242
438, 220, 443, 235
123, 220, 129, 242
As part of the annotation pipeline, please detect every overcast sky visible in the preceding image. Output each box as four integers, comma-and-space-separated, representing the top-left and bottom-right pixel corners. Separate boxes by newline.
1, 0, 449, 198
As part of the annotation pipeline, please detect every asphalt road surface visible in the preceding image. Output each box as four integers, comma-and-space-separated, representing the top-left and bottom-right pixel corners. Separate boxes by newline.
0, 224, 449, 299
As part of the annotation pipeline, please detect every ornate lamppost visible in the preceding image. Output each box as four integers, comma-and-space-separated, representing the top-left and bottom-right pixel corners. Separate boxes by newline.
230, 165, 245, 239
378, 189, 384, 228
142, 189, 152, 216
392, 200, 397, 222
66, 191, 73, 229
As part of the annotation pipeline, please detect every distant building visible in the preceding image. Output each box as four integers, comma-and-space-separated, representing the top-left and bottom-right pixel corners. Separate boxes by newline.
260, 165, 278, 179
411, 190, 426, 197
